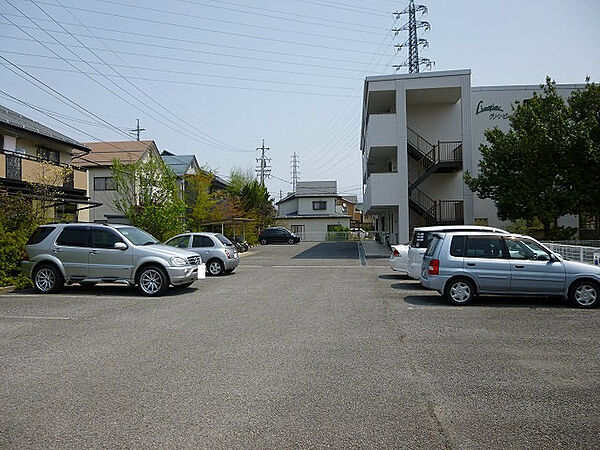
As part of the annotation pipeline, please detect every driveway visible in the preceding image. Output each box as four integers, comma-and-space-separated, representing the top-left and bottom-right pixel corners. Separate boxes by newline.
0, 242, 598, 448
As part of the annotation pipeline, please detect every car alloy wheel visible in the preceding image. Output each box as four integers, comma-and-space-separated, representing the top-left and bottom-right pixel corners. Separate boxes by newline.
35, 267, 56, 292
261, 238, 268, 245
573, 282, 598, 307
208, 260, 224, 276
445, 279, 474, 305
139, 268, 164, 295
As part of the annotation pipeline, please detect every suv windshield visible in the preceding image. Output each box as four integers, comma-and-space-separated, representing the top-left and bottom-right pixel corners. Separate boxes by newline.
118, 227, 159, 245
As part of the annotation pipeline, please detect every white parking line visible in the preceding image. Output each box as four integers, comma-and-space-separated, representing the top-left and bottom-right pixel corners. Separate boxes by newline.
0, 315, 71, 320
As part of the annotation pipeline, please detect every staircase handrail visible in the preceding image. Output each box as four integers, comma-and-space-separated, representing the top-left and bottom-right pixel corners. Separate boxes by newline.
407, 126, 434, 156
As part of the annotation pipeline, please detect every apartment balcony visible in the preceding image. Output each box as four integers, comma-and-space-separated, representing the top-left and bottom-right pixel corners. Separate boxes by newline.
363, 172, 399, 213
365, 113, 396, 157
0, 151, 87, 192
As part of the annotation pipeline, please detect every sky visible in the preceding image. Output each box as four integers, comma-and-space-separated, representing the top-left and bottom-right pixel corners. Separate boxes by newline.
1, 0, 599, 202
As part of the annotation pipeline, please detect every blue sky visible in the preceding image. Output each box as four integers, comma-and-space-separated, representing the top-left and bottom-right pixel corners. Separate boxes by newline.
2, 0, 599, 201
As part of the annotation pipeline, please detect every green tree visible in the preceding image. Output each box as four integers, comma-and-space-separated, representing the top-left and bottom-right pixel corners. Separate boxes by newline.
111, 154, 185, 241
185, 171, 219, 231
465, 77, 577, 239
568, 79, 600, 230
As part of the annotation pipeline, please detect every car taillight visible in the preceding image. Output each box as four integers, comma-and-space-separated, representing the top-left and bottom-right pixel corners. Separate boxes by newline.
428, 259, 439, 275
392, 249, 400, 257
224, 249, 231, 259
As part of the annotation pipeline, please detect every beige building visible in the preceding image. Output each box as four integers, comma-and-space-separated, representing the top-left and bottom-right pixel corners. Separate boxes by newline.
0, 105, 94, 221
79, 140, 161, 223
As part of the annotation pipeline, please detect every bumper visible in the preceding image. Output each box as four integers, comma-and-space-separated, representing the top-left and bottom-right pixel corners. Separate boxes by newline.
407, 263, 421, 280
420, 275, 445, 293
21, 261, 35, 277
224, 258, 240, 271
388, 257, 407, 273
166, 265, 199, 285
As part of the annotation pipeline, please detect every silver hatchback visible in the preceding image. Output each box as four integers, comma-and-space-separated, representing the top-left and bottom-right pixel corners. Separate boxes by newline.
164, 232, 239, 276
22, 224, 202, 296
421, 231, 600, 308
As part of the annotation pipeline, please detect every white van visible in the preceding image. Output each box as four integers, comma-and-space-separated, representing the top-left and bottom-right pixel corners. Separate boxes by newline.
406, 225, 508, 279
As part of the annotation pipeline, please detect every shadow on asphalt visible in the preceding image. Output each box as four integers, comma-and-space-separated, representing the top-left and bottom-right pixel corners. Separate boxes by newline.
379, 274, 410, 280
13, 284, 200, 298
404, 294, 569, 308
292, 241, 358, 260
391, 282, 426, 291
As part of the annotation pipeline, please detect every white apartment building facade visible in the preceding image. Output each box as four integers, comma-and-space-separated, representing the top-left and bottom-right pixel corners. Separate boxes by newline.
361, 69, 582, 244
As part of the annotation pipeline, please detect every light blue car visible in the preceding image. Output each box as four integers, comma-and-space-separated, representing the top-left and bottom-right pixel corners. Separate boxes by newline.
420, 231, 599, 308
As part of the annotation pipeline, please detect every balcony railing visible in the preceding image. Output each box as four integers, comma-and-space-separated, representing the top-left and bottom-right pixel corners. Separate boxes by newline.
6, 154, 22, 180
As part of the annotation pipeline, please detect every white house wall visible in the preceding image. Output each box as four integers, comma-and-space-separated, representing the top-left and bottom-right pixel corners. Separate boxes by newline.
276, 217, 351, 241
297, 197, 336, 215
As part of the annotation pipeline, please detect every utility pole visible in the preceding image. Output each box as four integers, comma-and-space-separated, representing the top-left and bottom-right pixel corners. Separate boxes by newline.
129, 119, 146, 141
392, 1, 433, 73
290, 152, 300, 192
255, 139, 271, 186
279, 190, 283, 201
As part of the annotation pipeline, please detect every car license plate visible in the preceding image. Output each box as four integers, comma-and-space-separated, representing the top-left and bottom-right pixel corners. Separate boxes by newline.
197, 263, 206, 279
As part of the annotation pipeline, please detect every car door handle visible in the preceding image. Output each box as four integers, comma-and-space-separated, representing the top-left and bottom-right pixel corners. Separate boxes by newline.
515, 265, 525, 269
89, 250, 98, 255
466, 263, 476, 267
52, 248, 62, 253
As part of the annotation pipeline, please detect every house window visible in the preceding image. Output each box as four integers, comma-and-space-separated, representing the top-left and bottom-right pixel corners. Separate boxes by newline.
312, 201, 327, 210
94, 176, 115, 191
37, 147, 60, 164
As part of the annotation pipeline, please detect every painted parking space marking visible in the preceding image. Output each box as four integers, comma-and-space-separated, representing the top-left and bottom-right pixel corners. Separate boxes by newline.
0, 315, 71, 320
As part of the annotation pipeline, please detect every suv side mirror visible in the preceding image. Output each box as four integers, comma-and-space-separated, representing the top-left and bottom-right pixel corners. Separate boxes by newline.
535, 253, 550, 261
549, 253, 559, 262
114, 242, 128, 250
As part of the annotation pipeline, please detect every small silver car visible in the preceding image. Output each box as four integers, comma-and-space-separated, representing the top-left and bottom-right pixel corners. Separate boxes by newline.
421, 231, 600, 308
22, 224, 202, 296
164, 232, 239, 276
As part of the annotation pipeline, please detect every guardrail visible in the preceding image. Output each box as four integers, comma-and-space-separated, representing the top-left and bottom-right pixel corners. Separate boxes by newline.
544, 243, 600, 266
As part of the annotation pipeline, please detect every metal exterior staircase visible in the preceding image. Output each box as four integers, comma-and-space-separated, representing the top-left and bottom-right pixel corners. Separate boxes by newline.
406, 127, 464, 225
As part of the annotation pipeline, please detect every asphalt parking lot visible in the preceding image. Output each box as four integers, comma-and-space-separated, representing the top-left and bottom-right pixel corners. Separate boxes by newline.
1, 241, 598, 448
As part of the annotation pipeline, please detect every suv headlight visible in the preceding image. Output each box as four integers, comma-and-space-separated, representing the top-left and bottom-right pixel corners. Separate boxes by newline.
170, 256, 187, 266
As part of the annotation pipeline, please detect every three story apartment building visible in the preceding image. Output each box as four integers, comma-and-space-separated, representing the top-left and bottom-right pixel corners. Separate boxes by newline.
361, 69, 582, 244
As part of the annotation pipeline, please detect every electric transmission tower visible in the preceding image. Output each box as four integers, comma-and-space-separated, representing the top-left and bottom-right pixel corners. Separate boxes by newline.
255, 139, 271, 186
290, 152, 300, 192
392, 0, 434, 73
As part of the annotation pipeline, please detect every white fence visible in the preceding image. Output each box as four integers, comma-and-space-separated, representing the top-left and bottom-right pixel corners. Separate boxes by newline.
544, 243, 600, 266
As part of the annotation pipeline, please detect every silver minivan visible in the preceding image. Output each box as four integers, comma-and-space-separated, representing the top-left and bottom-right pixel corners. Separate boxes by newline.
406, 225, 508, 279
164, 232, 239, 276
421, 231, 600, 308
22, 224, 201, 296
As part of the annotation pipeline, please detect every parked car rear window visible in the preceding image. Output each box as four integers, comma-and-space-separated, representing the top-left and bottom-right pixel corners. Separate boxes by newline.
27, 226, 55, 245
411, 231, 431, 248
215, 234, 233, 246
56, 227, 90, 247
465, 237, 505, 258
450, 236, 466, 257
192, 235, 214, 247
424, 236, 440, 257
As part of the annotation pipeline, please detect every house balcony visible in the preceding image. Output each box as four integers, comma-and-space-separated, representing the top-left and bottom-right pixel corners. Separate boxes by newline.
0, 150, 87, 192
365, 113, 396, 159
363, 172, 399, 213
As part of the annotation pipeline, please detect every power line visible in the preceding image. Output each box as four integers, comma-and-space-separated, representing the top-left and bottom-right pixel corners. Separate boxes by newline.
0, 13, 388, 66
21, 1, 386, 53
2, 50, 359, 89
3, 2, 255, 153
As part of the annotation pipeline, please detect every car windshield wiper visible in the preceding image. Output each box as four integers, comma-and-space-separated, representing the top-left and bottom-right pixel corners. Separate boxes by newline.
142, 241, 158, 245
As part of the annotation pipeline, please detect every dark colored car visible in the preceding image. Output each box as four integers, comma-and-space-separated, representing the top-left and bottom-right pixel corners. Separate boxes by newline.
259, 227, 300, 245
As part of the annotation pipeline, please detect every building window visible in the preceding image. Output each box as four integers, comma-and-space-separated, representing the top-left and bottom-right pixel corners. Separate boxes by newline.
37, 146, 60, 164
94, 177, 115, 191
312, 201, 327, 210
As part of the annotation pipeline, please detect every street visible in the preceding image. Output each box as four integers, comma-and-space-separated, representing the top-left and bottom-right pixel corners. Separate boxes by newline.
1, 241, 598, 449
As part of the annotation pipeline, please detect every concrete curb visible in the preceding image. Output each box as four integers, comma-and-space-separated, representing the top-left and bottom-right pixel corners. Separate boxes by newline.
0, 285, 17, 294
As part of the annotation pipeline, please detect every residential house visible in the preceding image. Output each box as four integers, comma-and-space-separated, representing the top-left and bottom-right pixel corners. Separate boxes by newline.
0, 104, 94, 221
335, 195, 362, 228
160, 150, 229, 197
79, 140, 161, 223
275, 181, 351, 241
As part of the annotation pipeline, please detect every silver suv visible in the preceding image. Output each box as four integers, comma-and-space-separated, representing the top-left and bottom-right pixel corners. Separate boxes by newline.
421, 231, 600, 308
164, 232, 239, 276
22, 224, 202, 296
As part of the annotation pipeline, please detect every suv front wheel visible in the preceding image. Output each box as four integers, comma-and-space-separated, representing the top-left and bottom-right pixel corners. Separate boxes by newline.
444, 278, 475, 305
137, 265, 169, 296
33, 263, 64, 294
